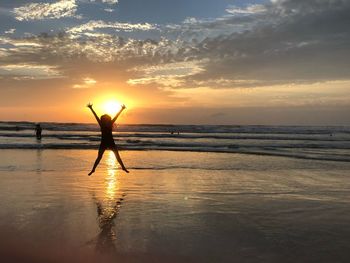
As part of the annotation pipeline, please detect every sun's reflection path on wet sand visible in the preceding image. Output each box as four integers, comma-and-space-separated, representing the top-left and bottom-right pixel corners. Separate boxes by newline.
89, 151, 126, 254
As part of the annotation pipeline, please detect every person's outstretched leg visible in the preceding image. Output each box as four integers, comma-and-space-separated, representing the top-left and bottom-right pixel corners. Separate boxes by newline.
112, 148, 129, 173
89, 146, 105, 176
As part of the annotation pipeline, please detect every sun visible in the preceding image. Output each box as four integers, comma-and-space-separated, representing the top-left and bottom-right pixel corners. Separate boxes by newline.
103, 101, 122, 116
92, 94, 132, 118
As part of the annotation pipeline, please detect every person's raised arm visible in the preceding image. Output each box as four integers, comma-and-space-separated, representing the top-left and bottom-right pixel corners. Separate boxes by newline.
112, 104, 126, 123
87, 103, 101, 126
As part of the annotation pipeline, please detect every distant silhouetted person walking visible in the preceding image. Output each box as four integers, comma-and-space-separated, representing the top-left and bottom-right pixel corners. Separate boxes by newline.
87, 103, 129, 175
35, 123, 42, 140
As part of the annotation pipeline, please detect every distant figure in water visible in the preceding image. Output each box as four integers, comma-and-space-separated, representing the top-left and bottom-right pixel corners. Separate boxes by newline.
35, 123, 42, 140
87, 103, 129, 175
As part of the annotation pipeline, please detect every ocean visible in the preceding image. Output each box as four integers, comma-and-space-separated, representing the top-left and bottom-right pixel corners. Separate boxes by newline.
1, 121, 350, 162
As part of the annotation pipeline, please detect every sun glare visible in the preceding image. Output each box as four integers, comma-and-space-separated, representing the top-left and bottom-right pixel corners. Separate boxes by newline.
91, 94, 133, 119
103, 101, 122, 116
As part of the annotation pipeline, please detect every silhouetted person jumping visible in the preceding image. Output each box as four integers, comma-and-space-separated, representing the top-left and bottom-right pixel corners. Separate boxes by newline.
35, 123, 42, 140
87, 103, 129, 175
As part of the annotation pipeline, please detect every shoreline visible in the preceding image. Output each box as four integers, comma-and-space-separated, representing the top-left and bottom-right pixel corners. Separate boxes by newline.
0, 147, 349, 163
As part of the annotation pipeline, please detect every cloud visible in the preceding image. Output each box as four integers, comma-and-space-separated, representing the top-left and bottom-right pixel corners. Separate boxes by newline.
101, 0, 118, 4
4, 29, 16, 34
120, 0, 350, 89
164, 10, 261, 42
67, 20, 157, 35
104, 8, 114, 12
0, 64, 62, 79
90, 0, 118, 4
225, 4, 266, 15
73, 77, 97, 88
13, 0, 77, 21
3, 0, 350, 91
174, 0, 350, 88
0, 32, 191, 93
128, 60, 206, 87
0, 32, 180, 66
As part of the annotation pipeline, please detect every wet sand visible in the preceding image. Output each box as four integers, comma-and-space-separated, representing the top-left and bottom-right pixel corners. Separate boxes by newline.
1, 150, 350, 262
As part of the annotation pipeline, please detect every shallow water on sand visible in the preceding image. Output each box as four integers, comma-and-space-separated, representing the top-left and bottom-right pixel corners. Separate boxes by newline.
1, 150, 350, 262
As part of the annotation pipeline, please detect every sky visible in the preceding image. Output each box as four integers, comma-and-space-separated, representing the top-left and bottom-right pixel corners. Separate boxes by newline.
0, 0, 350, 125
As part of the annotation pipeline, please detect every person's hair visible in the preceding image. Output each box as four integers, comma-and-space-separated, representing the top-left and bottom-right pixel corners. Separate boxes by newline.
100, 114, 112, 126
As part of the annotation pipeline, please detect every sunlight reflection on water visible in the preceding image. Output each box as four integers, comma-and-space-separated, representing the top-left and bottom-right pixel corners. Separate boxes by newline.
105, 151, 119, 201
91, 151, 126, 254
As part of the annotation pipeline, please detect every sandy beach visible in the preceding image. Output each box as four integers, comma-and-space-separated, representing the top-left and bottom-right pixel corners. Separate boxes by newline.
1, 149, 350, 262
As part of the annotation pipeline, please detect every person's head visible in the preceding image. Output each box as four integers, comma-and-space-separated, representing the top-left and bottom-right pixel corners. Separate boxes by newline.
100, 114, 112, 125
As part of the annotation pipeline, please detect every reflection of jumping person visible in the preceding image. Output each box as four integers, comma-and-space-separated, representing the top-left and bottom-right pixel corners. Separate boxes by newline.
35, 123, 42, 140
87, 103, 129, 176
